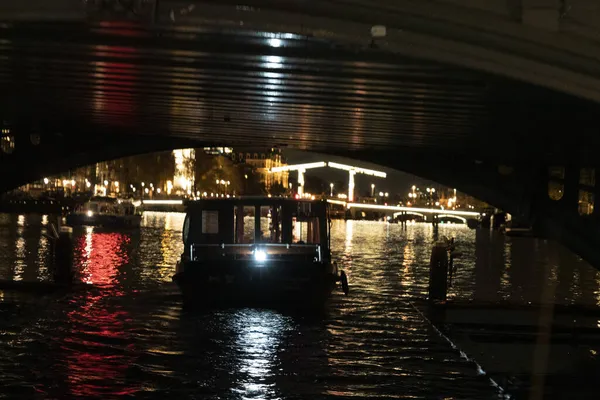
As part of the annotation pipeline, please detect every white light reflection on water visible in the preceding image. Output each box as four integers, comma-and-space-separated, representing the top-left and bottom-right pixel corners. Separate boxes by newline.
37, 233, 48, 280
13, 236, 25, 281
232, 310, 289, 399
81, 226, 94, 284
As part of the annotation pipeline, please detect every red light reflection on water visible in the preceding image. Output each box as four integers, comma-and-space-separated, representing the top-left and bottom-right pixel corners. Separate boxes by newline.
78, 231, 130, 286
60, 230, 138, 397
63, 294, 138, 398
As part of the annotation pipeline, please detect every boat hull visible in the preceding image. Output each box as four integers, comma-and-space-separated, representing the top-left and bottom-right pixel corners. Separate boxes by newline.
66, 213, 141, 228
173, 260, 338, 308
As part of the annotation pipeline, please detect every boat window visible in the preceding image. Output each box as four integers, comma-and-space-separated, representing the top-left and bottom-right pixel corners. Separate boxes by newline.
238, 206, 255, 243
259, 205, 282, 243
579, 190, 594, 215
272, 205, 282, 243
292, 217, 320, 244
201, 210, 219, 234
183, 214, 190, 244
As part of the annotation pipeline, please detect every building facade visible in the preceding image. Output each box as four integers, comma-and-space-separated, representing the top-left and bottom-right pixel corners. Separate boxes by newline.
231, 148, 289, 190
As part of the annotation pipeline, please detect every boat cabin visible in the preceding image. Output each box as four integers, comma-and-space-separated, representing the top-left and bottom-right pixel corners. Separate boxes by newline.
182, 197, 331, 264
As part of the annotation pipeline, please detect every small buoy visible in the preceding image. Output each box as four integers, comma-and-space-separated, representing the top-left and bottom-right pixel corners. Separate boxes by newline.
340, 270, 349, 295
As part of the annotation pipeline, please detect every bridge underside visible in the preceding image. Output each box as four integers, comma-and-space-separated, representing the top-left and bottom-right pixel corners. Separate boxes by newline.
1, 20, 600, 266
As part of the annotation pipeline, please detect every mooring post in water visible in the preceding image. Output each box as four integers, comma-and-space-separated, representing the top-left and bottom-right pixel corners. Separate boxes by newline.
54, 226, 74, 284
428, 241, 449, 302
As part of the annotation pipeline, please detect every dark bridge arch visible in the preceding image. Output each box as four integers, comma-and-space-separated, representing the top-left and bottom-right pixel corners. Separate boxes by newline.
1, 17, 600, 268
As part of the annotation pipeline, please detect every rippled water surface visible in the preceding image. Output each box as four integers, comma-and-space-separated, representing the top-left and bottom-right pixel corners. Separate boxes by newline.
0, 212, 599, 399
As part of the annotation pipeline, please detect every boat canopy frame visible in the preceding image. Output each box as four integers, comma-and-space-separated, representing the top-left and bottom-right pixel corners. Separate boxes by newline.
183, 197, 331, 260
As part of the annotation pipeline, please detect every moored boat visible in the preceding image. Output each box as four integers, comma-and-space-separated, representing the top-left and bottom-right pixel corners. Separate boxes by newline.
66, 196, 142, 228
172, 197, 348, 307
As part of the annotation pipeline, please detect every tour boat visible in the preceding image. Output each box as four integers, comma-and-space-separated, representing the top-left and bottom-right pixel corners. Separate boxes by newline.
66, 196, 142, 228
172, 197, 348, 307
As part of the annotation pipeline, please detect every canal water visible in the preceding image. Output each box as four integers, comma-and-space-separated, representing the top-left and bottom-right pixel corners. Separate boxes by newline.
0, 212, 599, 399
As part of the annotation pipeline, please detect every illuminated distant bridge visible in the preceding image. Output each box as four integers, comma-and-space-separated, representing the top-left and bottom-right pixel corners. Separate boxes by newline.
269, 161, 386, 201
326, 199, 481, 219
142, 198, 481, 219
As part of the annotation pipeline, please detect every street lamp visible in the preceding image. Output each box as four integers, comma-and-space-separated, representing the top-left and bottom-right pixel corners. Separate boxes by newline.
43, 177, 49, 185
371, 183, 375, 197
330, 183, 334, 197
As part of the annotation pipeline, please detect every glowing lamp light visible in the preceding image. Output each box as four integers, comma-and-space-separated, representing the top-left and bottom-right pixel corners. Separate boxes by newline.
268, 38, 282, 48
43, 178, 49, 184
254, 249, 267, 263
86, 210, 94, 217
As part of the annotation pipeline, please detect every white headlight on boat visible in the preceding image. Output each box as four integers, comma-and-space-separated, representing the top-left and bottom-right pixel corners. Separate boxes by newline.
254, 249, 267, 263
87, 210, 94, 217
